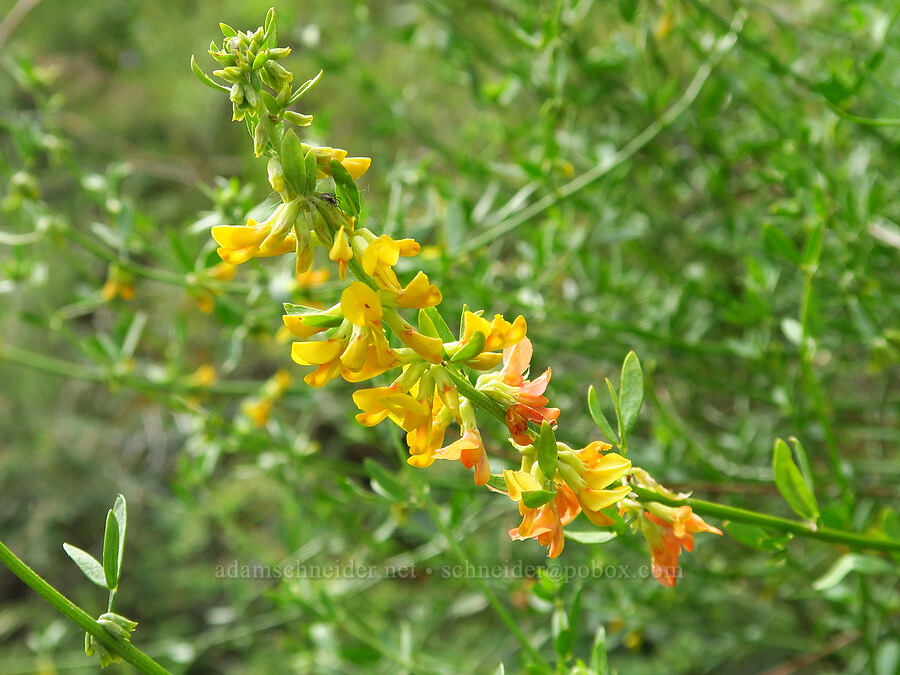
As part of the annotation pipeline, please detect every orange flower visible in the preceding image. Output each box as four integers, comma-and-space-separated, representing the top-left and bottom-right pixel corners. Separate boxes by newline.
435, 429, 490, 485
639, 505, 722, 587
498, 338, 560, 444
508, 483, 581, 559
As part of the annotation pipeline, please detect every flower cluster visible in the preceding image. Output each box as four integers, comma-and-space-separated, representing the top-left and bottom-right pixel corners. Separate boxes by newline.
196, 10, 721, 585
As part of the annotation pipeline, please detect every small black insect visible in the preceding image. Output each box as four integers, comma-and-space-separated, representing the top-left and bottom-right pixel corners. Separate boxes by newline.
319, 192, 338, 206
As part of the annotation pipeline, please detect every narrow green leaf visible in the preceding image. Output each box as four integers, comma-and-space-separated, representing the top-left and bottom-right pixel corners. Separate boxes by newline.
190, 55, 230, 92
522, 489, 556, 508
120, 313, 146, 359
303, 146, 318, 196
812, 554, 894, 591
112, 494, 127, 573
62, 544, 107, 588
763, 224, 801, 265
280, 129, 307, 195
218, 22, 237, 38
330, 159, 361, 217
619, 351, 644, 435
803, 222, 825, 267
263, 7, 277, 48
788, 436, 815, 492
773, 438, 819, 521
605, 378, 623, 441
288, 69, 323, 104
588, 385, 619, 443
590, 625, 609, 675
552, 606, 573, 661
102, 510, 120, 590
536, 420, 558, 481
564, 530, 617, 544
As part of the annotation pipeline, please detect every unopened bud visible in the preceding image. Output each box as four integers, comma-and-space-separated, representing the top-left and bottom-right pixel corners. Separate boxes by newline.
284, 110, 313, 127
267, 157, 285, 193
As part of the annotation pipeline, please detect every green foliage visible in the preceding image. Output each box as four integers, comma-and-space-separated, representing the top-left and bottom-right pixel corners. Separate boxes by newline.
2, 1, 899, 673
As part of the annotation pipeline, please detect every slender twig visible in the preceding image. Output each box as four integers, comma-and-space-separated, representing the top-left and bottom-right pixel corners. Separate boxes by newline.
631, 487, 900, 553
0, 0, 41, 49
0, 539, 172, 674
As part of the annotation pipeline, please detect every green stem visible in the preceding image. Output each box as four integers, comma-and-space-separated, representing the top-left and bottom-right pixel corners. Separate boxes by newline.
630, 487, 900, 553
0, 539, 171, 674
799, 269, 853, 501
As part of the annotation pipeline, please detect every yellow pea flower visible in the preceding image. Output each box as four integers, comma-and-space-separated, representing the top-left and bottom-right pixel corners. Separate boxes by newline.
211, 201, 300, 265
329, 226, 353, 280
396, 271, 442, 309
341, 282, 383, 327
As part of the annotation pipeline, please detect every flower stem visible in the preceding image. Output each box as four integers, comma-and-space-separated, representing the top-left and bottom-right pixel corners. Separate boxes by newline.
0, 539, 171, 674
630, 486, 900, 553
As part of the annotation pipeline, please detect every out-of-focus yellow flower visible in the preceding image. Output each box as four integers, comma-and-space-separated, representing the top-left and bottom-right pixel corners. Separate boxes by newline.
101, 266, 135, 301
208, 262, 237, 281
187, 364, 217, 387
243, 398, 273, 427
295, 267, 329, 289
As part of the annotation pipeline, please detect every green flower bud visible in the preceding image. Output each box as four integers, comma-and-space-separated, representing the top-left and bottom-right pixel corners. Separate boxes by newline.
99, 612, 139, 631
229, 82, 243, 105
243, 84, 259, 108
276, 83, 292, 106
284, 111, 313, 127
223, 65, 242, 80
252, 50, 268, 70
98, 618, 132, 640
267, 157, 286, 193
267, 47, 292, 59
265, 60, 293, 83
253, 118, 269, 157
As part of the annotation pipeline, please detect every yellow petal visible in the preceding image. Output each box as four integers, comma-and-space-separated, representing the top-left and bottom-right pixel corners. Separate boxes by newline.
282, 314, 328, 338
303, 360, 342, 388
583, 453, 632, 490
211, 225, 267, 249
462, 311, 491, 343
579, 484, 632, 512
291, 339, 344, 366
503, 469, 543, 500
341, 157, 371, 179
362, 236, 400, 275
341, 282, 383, 326
396, 271, 442, 308
340, 330, 370, 371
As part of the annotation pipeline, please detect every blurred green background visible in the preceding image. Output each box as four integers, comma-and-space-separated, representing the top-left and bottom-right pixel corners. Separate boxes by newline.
1, 0, 899, 672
